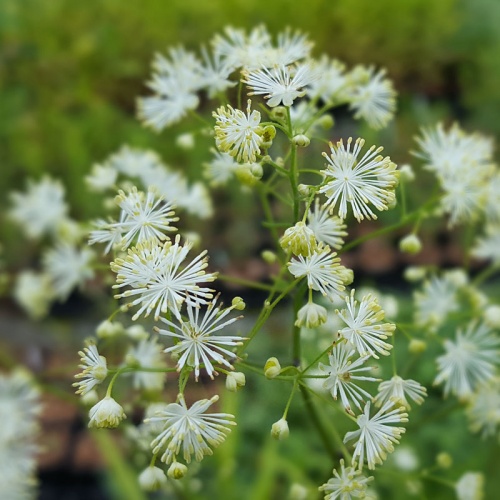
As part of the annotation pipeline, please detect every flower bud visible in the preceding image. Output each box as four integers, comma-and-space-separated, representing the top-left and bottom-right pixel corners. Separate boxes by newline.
436, 452, 453, 469
292, 134, 310, 148
484, 305, 500, 328
289, 483, 308, 500
176, 133, 195, 150
408, 339, 427, 354
295, 302, 327, 328
125, 324, 149, 341
80, 389, 99, 406
139, 466, 167, 491
445, 269, 468, 287
271, 418, 289, 440
167, 461, 188, 480
88, 396, 126, 429
226, 371, 246, 392
261, 250, 277, 264
404, 266, 426, 282
231, 296, 246, 311
262, 125, 277, 145
399, 164, 415, 182
270, 107, 287, 122
264, 357, 281, 379
297, 184, 313, 197
235, 163, 263, 186
279, 221, 317, 256
96, 319, 124, 339
318, 114, 334, 129
399, 234, 422, 255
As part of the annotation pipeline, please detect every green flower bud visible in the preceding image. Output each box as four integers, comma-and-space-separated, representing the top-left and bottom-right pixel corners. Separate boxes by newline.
264, 357, 281, 379
271, 418, 289, 440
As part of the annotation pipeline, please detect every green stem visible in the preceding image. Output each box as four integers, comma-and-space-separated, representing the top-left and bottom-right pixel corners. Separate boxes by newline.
217, 273, 275, 292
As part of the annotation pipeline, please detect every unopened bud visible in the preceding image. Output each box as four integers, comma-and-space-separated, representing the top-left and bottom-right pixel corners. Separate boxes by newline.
318, 114, 334, 129
399, 164, 415, 182
126, 324, 149, 341
297, 184, 313, 197
399, 234, 422, 255
235, 163, 263, 186
226, 371, 246, 392
139, 466, 167, 491
289, 483, 308, 500
96, 320, 124, 339
436, 452, 452, 469
270, 106, 287, 122
167, 461, 188, 480
404, 266, 426, 282
261, 250, 277, 264
264, 357, 281, 379
231, 296, 246, 310
176, 133, 195, 150
484, 305, 500, 328
271, 418, 289, 440
408, 339, 427, 354
295, 302, 327, 328
292, 134, 310, 147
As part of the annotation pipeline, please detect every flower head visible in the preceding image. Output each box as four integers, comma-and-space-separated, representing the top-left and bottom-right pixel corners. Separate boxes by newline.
455, 472, 484, 500
473, 224, 500, 264
288, 246, 351, 301
74, 343, 108, 396
111, 236, 216, 320
319, 138, 399, 222
295, 301, 328, 328
88, 396, 126, 429
279, 221, 317, 256
319, 342, 380, 414
126, 337, 166, 391
337, 290, 395, 359
374, 376, 427, 410
203, 149, 239, 186
466, 377, 500, 439
434, 322, 500, 399
213, 100, 264, 163
307, 56, 349, 104
307, 198, 348, 250
319, 459, 373, 500
148, 394, 236, 464
155, 297, 243, 380
13, 270, 55, 320
344, 401, 408, 470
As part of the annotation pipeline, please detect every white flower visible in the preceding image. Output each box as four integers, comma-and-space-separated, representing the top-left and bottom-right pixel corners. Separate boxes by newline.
155, 298, 243, 380
455, 472, 484, 500
319, 138, 399, 222
85, 163, 118, 192
374, 376, 427, 410
243, 63, 317, 107
199, 46, 236, 98
414, 275, 459, 331
295, 301, 328, 328
13, 270, 55, 320
181, 182, 213, 219
473, 224, 500, 264
226, 372, 246, 392
9, 176, 68, 239
279, 221, 317, 256
348, 66, 396, 130
108, 145, 163, 178
307, 56, 349, 103
203, 149, 239, 186
138, 466, 167, 492
273, 28, 313, 66
344, 401, 408, 470
73, 344, 108, 396
466, 377, 500, 439
337, 290, 395, 359
126, 337, 166, 391
319, 459, 373, 500
148, 394, 236, 464
111, 236, 216, 320
271, 418, 289, 440
434, 322, 500, 399
211, 25, 272, 71
88, 396, 126, 428
43, 242, 95, 300
288, 246, 351, 301
319, 342, 379, 413
213, 100, 264, 163
89, 187, 178, 253
307, 198, 347, 250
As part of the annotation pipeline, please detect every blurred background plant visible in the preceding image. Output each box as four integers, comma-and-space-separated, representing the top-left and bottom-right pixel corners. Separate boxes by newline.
1, 1, 500, 499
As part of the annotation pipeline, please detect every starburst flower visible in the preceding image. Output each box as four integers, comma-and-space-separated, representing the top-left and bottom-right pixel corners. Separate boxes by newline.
472, 224, 500, 264
203, 149, 239, 186
344, 401, 408, 470
319, 459, 373, 500
434, 322, 500, 399
74, 343, 108, 396
213, 100, 264, 163
337, 290, 395, 359
148, 394, 236, 464
288, 245, 351, 301
348, 66, 396, 130
111, 236, 216, 320
155, 298, 243, 380
307, 198, 348, 250
273, 28, 313, 66
319, 138, 399, 222
108, 145, 163, 178
199, 46, 236, 98
43, 242, 95, 300
414, 274, 459, 331
9, 176, 68, 239
466, 377, 500, 439
319, 342, 379, 414
85, 163, 118, 192
126, 337, 166, 391
13, 270, 55, 320
89, 187, 178, 253
374, 376, 427, 410
307, 56, 349, 104
243, 63, 316, 107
